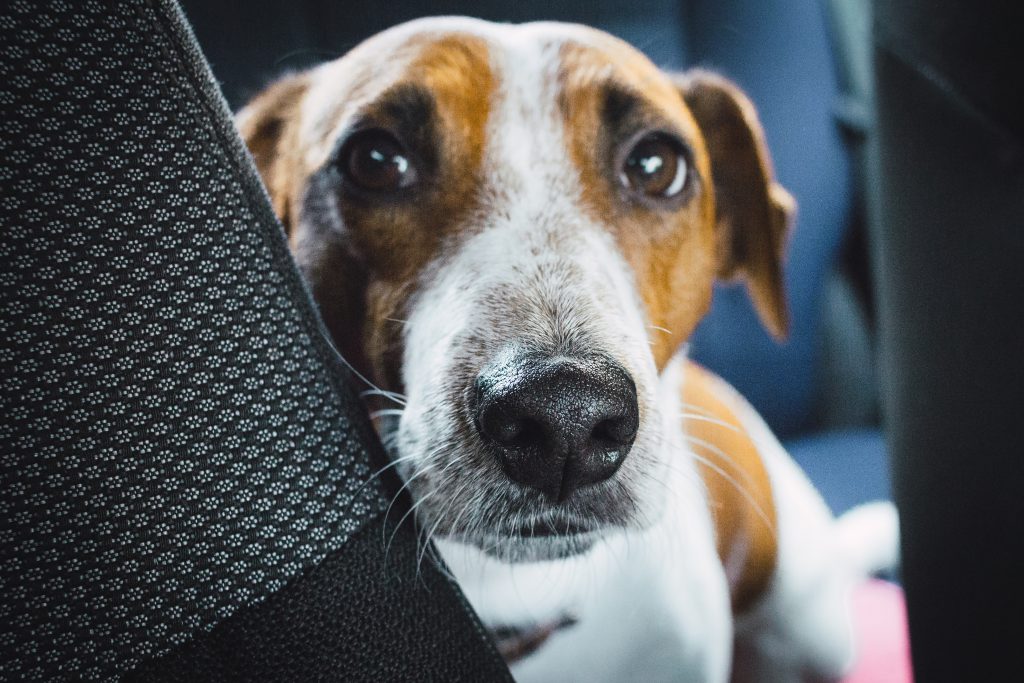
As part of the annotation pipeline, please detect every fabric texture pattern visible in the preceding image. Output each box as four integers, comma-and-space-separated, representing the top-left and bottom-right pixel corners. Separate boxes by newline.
0, 0, 398, 679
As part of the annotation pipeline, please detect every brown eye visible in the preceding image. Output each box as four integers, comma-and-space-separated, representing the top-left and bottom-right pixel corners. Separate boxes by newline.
619, 133, 690, 200
341, 129, 417, 192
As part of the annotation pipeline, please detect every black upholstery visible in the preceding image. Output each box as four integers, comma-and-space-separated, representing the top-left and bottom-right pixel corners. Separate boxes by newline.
128, 521, 500, 682
0, 0, 509, 679
870, 1, 1023, 679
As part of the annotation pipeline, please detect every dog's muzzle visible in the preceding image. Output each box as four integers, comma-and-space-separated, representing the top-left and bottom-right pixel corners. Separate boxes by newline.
473, 352, 639, 502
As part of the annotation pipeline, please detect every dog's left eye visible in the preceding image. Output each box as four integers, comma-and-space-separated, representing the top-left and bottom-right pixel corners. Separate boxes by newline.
619, 133, 690, 201
340, 129, 418, 193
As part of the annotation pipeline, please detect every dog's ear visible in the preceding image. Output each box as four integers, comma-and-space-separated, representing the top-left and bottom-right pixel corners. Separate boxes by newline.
236, 73, 309, 235
674, 70, 795, 339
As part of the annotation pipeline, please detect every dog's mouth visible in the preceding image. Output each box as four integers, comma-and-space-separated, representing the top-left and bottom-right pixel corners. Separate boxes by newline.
474, 524, 606, 562
461, 506, 624, 562
512, 516, 593, 539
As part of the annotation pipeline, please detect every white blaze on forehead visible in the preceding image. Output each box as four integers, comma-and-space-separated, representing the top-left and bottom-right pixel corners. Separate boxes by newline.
484, 28, 570, 205
479, 21, 631, 217
479, 25, 659, 388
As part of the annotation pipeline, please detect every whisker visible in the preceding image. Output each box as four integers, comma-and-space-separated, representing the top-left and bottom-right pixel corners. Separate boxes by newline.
679, 401, 721, 419
679, 412, 741, 433
385, 487, 439, 562
444, 482, 481, 542
369, 408, 406, 420
418, 534, 460, 585
352, 451, 420, 499
684, 444, 775, 536
683, 434, 758, 490
417, 478, 474, 577
324, 340, 407, 406
380, 464, 434, 548
360, 388, 408, 406
388, 442, 469, 554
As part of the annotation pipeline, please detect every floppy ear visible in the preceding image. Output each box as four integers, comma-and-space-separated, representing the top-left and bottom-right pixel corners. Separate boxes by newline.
674, 70, 795, 339
236, 73, 309, 235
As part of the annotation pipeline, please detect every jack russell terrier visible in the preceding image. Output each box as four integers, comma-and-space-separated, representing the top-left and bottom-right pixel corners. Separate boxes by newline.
237, 17, 899, 682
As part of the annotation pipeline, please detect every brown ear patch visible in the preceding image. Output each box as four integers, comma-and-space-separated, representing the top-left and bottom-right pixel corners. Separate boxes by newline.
236, 73, 309, 235
675, 70, 794, 339
682, 360, 777, 614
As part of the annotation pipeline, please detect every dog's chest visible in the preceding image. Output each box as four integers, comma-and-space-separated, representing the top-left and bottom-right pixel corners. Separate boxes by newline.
436, 461, 734, 682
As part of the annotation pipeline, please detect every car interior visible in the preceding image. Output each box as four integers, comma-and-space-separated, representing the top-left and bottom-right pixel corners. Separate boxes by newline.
1, 0, 1020, 680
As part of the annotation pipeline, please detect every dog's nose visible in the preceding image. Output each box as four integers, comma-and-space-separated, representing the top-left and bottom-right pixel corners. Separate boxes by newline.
474, 355, 639, 502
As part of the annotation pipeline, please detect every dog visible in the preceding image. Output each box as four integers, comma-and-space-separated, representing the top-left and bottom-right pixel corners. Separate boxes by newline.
237, 17, 899, 682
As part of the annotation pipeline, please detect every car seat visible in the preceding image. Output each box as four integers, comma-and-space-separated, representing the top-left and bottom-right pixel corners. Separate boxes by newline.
0, 1, 511, 679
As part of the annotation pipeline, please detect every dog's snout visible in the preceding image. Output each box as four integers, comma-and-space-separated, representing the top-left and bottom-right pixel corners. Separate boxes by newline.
474, 355, 639, 502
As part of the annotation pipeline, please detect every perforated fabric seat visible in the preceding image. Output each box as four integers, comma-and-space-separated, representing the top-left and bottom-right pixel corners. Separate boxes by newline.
0, 1, 510, 680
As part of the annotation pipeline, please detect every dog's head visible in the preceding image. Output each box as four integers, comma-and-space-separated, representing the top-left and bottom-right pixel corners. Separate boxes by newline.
239, 17, 793, 562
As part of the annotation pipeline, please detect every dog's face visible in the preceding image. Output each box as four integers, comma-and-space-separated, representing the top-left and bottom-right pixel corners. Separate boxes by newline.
239, 17, 792, 562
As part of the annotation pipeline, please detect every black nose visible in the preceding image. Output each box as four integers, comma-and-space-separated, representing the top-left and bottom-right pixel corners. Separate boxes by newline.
474, 354, 639, 502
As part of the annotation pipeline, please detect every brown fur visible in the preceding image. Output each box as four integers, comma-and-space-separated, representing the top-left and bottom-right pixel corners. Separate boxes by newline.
683, 361, 777, 614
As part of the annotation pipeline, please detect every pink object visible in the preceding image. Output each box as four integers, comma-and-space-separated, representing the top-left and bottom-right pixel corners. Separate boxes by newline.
842, 580, 914, 683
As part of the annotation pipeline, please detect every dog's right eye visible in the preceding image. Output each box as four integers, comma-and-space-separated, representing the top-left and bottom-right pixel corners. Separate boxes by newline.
339, 129, 418, 193
618, 132, 692, 204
